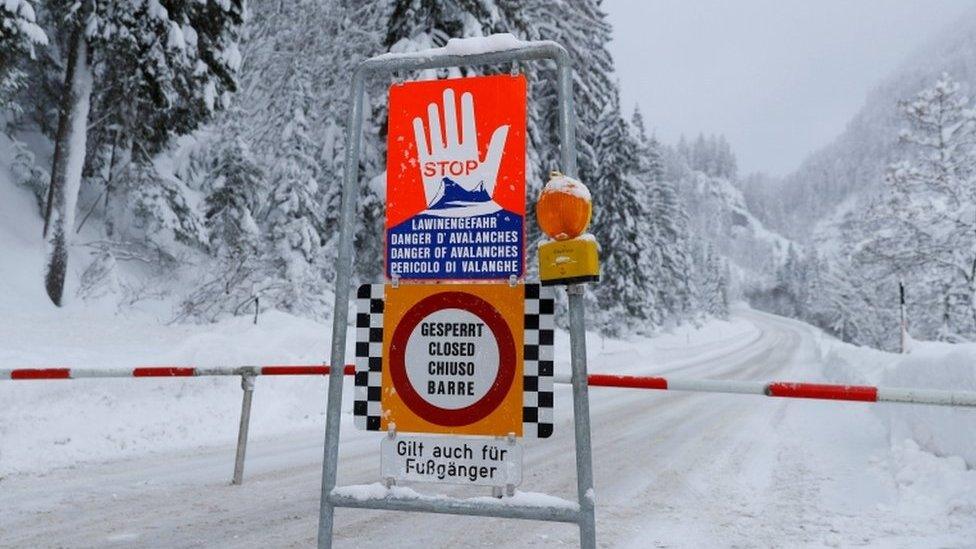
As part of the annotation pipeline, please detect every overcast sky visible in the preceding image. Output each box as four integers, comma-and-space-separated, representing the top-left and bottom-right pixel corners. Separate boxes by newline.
605, 0, 974, 176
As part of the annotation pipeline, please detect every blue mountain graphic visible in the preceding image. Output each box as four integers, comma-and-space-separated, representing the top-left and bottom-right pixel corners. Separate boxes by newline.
428, 177, 491, 209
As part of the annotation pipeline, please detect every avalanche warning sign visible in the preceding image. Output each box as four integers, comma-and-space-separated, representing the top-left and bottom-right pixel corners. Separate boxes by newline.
385, 74, 527, 281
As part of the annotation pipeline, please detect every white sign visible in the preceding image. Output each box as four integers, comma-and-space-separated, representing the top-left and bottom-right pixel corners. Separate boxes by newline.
403, 308, 500, 410
381, 433, 522, 487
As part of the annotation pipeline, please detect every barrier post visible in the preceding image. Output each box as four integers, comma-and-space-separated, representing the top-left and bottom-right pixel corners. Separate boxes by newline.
899, 280, 908, 353
232, 373, 256, 485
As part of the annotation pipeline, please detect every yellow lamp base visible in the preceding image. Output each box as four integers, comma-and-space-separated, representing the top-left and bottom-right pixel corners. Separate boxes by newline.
538, 236, 600, 286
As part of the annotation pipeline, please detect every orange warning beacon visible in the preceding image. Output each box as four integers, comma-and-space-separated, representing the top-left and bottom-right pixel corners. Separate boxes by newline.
536, 172, 592, 241
536, 172, 600, 286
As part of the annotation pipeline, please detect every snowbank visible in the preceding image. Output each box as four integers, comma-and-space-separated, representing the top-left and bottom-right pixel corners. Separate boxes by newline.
0, 135, 51, 313
878, 439, 976, 529
879, 342, 976, 466
817, 335, 976, 467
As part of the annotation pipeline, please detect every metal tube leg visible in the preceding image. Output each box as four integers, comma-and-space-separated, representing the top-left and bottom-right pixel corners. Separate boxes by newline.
318, 69, 367, 549
567, 285, 596, 548
232, 374, 256, 485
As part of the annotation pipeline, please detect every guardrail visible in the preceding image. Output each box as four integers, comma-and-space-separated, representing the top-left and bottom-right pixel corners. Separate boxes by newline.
3, 365, 975, 484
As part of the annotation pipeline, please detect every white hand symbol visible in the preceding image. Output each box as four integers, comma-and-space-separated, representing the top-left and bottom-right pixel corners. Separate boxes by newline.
412, 88, 510, 208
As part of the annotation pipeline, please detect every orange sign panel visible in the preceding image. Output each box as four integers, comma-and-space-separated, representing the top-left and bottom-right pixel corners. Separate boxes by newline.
381, 284, 525, 436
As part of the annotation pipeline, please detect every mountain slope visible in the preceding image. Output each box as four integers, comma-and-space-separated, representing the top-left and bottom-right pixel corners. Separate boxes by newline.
755, 8, 976, 243
681, 167, 794, 293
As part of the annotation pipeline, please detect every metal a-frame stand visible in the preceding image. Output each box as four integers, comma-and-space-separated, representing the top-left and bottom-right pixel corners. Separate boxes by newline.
317, 40, 596, 549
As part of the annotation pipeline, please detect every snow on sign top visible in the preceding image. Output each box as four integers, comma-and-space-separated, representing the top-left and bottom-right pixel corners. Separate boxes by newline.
385, 74, 527, 281
375, 33, 527, 61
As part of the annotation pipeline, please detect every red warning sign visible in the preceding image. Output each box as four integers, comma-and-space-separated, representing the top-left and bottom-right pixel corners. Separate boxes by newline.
385, 74, 527, 281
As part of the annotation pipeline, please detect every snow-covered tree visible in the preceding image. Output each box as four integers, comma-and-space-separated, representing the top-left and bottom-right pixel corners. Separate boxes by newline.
680, 133, 737, 180
859, 74, 976, 340
633, 113, 696, 324
0, 0, 47, 113
174, 134, 265, 321
205, 136, 262, 258
631, 107, 664, 182
818, 255, 895, 348
40, 0, 245, 305
385, 0, 502, 51
520, 0, 615, 190
695, 242, 730, 318
263, 104, 325, 313
772, 244, 803, 316
653, 189, 697, 321
41, 3, 93, 306
591, 93, 655, 335
127, 161, 205, 247
184, 0, 392, 315
341, 1, 395, 285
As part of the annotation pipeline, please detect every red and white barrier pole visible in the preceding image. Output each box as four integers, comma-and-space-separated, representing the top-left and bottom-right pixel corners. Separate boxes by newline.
4, 366, 976, 407
3, 364, 976, 485
876, 386, 976, 407
573, 373, 976, 408
0, 364, 354, 380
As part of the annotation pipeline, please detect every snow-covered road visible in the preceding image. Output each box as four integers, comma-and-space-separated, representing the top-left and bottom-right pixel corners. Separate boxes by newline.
1, 310, 973, 548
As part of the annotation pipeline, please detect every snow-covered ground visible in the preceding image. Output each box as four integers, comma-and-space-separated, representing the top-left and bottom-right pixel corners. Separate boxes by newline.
3, 144, 976, 546
2, 305, 975, 547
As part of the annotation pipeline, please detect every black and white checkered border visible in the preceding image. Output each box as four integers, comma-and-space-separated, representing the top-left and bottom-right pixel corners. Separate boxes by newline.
353, 284, 384, 431
523, 284, 555, 438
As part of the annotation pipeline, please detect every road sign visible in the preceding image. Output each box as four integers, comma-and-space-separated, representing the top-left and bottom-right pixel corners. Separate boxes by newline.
381, 433, 522, 487
354, 283, 554, 438
380, 283, 521, 436
321, 40, 597, 549
385, 74, 527, 281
